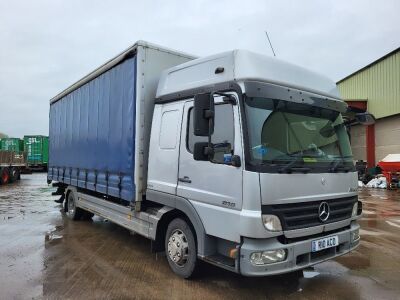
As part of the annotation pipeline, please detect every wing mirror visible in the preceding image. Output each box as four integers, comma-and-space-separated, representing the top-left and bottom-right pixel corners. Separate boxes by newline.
193, 142, 214, 161
355, 112, 375, 125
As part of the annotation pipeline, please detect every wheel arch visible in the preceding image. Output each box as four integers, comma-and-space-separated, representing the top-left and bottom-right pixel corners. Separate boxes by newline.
148, 190, 213, 257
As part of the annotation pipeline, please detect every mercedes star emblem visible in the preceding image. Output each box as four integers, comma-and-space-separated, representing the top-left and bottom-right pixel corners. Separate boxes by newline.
318, 202, 330, 222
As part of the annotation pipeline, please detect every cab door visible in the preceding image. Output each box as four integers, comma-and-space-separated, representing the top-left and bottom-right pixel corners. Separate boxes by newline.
176, 96, 243, 239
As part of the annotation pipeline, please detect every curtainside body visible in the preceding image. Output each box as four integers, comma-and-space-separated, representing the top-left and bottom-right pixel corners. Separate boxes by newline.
47, 42, 194, 206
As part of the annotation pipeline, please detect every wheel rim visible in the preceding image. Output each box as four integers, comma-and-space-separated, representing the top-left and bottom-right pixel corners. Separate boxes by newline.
167, 229, 189, 267
67, 195, 75, 216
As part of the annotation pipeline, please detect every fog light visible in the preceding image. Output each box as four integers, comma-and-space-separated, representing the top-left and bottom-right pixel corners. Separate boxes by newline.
262, 215, 282, 231
250, 249, 287, 265
352, 202, 358, 217
351, 229, 360, 242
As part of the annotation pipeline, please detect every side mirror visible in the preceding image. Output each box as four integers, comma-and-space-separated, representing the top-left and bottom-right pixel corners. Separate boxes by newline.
355, 113, 375, 125
193, 142, 213, 161
231, 155, 241, 167
193, 93, 214, 136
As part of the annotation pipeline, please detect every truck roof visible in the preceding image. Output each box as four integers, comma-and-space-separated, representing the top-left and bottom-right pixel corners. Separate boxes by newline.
50, 41, 196, 104
156, 50, 341, 100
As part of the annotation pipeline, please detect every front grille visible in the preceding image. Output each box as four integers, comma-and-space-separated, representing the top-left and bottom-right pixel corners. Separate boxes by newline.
277, 226, 351, 244
262, 196, 357, 231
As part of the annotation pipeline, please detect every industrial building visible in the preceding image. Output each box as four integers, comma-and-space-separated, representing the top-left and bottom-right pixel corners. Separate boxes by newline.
337, 47, 400, 168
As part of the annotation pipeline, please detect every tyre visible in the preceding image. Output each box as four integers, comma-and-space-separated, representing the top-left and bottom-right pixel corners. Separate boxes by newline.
9, 167, 20, 183
66, 191, 84, 220
0, 167, 10, 185
82, 211, 94, 220
165, 218, 197, 279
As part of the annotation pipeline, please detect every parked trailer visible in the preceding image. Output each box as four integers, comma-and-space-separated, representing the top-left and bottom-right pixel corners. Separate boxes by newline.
0, 150, 26, 184
48, 41, 372, 278
0, 138, 24, 153
24, 135, 49, 171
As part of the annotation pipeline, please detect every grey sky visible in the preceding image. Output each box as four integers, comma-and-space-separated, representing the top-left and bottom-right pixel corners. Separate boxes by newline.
0, 0, 399, 137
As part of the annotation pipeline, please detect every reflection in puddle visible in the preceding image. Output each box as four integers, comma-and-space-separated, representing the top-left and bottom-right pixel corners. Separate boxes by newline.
45, 231, 63, 242
303, 270, 320, 278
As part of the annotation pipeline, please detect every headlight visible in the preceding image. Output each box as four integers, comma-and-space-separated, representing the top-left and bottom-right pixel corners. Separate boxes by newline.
250, 249, 287, 265
262, 214, 282, 231
352, 202, 358, 217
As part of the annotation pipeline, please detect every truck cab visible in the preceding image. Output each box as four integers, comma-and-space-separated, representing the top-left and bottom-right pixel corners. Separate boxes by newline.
147, 50, 362, 276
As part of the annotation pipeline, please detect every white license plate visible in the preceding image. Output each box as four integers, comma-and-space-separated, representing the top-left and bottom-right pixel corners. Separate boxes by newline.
311, 235, 339, 252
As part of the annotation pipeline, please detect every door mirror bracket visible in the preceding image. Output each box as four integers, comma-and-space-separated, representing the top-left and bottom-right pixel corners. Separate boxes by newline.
193, 93, 214, 137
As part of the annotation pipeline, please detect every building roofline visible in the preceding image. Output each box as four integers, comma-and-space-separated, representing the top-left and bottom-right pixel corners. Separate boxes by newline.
343, 99, 368, 102
337, 46, 400, 84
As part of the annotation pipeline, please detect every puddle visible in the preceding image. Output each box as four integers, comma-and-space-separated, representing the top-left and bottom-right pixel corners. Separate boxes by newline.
303, 270, 320, 278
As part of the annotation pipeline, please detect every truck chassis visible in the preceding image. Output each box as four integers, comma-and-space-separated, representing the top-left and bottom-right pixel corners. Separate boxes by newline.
0, 150, 26, 184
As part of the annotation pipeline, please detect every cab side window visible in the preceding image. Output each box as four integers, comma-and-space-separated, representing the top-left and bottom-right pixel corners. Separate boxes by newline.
187, 104, 234, 164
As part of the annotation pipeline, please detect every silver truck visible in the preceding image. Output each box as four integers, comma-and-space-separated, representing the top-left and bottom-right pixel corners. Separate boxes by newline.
48, 41, 371, 278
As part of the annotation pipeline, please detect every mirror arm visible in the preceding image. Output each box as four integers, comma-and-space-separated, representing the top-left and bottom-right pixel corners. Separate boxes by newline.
204, 110, 214, 119
212, 91, 237, 105
205, 94, 214, 159
204, 146, 214, 156
206, 94, 214, 159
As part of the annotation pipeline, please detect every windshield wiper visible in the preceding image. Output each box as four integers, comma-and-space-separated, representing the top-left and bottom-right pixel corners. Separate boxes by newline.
329, 159, 351, 173
278, 155, 311, 174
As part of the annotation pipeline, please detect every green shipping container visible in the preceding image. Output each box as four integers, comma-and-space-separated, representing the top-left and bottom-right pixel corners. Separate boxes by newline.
0, 138, 24, 153
23, 135, 49, 167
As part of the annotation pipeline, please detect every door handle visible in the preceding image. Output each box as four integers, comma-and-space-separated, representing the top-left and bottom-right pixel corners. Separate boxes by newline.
178, 176, 192, 183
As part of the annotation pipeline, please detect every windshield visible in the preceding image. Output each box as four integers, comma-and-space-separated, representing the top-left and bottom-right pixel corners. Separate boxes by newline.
244, 96, 354, 173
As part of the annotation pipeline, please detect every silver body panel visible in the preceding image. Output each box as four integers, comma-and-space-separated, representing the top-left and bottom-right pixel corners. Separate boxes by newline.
70, 188, 172, 240
157, 50, 341, 100
240, 222, 360, 276
61, 43, 361, 276
259, 172, 358, 205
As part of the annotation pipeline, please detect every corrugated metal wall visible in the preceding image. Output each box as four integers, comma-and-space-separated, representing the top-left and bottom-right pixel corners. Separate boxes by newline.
337, 50, 400, 119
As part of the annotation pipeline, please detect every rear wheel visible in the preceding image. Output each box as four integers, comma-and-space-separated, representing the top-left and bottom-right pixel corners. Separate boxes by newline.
165, 218, 198, 279
0, 167, 10, 185
66, 192, 84, 220
9, 167, 20, 183
82, 211, 94, 220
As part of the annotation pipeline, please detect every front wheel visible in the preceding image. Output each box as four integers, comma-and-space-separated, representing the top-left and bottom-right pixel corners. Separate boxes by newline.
165, 218, 197, 279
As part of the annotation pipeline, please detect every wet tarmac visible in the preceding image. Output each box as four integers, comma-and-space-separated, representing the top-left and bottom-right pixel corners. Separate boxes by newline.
1, 173, 400, 299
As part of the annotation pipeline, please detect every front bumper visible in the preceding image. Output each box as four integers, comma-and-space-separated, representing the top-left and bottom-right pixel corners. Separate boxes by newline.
239, 222, 360, 276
